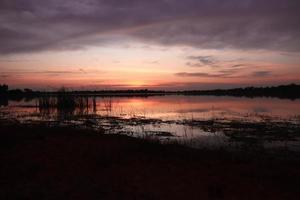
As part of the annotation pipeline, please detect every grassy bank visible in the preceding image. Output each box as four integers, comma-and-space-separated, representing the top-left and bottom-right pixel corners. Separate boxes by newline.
0, 121, 300, 199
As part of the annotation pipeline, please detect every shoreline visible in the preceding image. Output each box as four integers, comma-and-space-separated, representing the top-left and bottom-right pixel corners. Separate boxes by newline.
1, 121, 300, 199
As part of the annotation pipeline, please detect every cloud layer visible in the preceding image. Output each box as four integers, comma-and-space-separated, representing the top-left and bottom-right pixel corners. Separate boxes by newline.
1, 0, 300, 54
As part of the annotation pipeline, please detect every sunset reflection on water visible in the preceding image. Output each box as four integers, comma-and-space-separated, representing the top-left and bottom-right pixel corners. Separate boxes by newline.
1, 95, 300, 121
1, 95, 299, 150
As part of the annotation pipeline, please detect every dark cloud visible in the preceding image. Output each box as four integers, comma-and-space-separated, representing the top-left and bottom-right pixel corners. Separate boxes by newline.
39, 70, 76, 74
186, 56, 217, 67
175, 72, 229, 78
0, 69, 101, 78
186, 62, 203, 68
217, 64, 248, 75
144, 60, 159, 64
231, 64, 246, 68
188, 56, 216, 66
252, 71, 272, 77
0, 74, 10, 78
0, 0, 300, 54
176, 62, 249, 78
175, 69, 272, 79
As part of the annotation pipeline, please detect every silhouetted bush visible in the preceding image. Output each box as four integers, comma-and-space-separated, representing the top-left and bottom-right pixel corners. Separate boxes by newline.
0, 84, 8, 94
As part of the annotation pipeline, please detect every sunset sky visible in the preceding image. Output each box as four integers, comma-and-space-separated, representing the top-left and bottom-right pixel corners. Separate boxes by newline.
0, 0, 300, 90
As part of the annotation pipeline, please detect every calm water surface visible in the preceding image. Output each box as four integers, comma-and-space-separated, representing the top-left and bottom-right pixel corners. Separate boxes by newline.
1, 95, 300, 150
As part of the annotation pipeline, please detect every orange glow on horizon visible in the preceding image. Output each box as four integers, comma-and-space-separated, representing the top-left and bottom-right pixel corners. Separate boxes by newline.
125, 81, 148, 88
1, 42, 300, 90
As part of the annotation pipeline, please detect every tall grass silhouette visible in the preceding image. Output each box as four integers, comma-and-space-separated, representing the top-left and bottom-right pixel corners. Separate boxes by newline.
38, 88, 91, 119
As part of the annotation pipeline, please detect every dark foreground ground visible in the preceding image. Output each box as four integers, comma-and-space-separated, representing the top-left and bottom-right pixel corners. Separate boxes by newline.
0, 121, 300, 200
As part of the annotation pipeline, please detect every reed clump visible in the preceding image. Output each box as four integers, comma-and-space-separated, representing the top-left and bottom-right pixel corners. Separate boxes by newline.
38, 88, 89, 111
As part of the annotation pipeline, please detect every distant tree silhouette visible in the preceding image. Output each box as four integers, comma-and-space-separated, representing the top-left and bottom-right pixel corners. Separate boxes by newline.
182, 83, 300, 99
0, 83, 299, 100
24, 88, 34, 93
0, 84, 8, 94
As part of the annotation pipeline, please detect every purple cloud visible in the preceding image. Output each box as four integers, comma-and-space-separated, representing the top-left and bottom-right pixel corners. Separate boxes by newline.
0, 0, 299, 54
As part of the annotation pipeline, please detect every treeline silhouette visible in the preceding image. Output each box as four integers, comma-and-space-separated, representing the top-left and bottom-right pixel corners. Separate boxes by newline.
0, 84, 299, 101
181, 84, 300, 99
